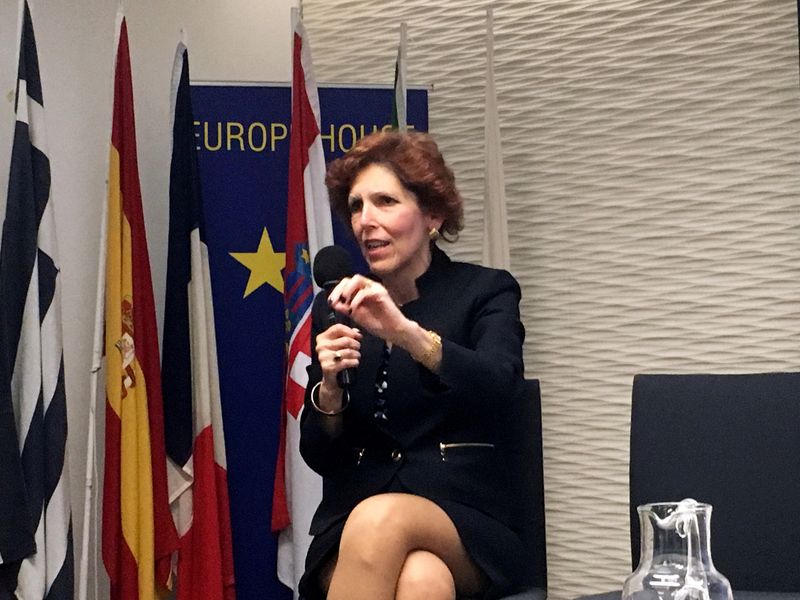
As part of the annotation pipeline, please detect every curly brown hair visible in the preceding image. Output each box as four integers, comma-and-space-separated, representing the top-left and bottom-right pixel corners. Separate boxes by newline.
325, 130, 464, 240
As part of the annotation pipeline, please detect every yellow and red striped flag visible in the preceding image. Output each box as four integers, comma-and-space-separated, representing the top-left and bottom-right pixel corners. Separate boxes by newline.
101, 15, 179, 600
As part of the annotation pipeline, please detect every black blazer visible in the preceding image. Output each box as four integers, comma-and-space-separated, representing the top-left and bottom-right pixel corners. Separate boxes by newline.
300, 246, 526, 537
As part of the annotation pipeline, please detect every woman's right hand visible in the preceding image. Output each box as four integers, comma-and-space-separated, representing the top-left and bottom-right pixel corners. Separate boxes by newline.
315, 322, 362, 394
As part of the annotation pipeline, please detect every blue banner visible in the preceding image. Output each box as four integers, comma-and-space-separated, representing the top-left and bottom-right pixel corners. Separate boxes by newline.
191, 84, 428, 599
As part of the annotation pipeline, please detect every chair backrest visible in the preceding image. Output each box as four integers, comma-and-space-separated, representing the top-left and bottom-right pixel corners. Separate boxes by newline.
629, 372, 800, 592
507, 378, 548, 592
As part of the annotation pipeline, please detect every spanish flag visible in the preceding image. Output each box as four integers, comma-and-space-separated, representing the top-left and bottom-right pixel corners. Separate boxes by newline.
101, 15, 178, 600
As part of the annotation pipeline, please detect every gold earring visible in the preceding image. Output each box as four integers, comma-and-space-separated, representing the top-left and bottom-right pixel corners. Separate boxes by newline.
429, 227, 440, 241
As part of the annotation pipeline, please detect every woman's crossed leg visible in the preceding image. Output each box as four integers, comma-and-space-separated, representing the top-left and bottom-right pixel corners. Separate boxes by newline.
325, 493, 487, 600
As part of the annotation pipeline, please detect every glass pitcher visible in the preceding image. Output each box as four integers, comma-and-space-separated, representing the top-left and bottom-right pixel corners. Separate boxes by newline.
622, 499, 733, 600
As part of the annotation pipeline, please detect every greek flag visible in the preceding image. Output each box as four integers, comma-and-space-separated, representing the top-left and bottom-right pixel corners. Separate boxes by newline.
0, 2, 73, 599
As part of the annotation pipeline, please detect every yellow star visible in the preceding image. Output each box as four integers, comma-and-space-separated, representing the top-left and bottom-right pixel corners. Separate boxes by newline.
229, 227, 286, 298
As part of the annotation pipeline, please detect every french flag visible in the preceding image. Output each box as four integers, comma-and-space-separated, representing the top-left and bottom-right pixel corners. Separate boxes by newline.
161, 39, 235, 600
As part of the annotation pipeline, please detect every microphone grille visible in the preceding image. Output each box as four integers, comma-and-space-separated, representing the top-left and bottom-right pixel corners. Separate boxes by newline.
312, 245, 354, 288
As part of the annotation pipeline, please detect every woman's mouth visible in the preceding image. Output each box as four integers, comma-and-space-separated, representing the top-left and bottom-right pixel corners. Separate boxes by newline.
364, 240, 389, 251
363, 239, 391, 262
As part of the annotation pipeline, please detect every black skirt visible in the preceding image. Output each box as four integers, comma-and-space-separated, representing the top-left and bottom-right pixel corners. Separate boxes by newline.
298, 479, 529, 600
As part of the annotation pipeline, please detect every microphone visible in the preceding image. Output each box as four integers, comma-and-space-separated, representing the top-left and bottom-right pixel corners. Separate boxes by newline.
312, 245, 355, 388
313, 244, 353, 290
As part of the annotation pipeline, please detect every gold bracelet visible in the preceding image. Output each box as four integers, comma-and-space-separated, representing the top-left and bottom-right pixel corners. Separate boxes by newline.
310, 381, 349, 416
419, 330, 442, 370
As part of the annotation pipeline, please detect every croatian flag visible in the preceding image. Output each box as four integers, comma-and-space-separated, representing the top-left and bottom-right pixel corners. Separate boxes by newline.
272, 9, 334, 596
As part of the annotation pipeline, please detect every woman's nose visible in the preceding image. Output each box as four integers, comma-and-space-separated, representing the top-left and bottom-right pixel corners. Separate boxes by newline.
358, 201, 375, 227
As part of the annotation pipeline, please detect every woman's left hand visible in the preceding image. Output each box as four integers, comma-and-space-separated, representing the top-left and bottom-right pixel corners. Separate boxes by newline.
327, 275, 409, 345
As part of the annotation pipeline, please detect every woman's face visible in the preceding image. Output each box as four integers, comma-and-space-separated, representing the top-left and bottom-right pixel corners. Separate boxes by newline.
348, 163, 442, 283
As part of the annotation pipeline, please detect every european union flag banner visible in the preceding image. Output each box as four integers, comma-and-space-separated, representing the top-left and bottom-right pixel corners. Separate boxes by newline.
191, 84, 427, 600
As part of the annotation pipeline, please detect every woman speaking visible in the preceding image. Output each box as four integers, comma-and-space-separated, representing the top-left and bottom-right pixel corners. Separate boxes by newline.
299, 131, 529, 600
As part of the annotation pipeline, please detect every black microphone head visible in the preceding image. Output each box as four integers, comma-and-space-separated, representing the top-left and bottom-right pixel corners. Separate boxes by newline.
313, 245, 354, 289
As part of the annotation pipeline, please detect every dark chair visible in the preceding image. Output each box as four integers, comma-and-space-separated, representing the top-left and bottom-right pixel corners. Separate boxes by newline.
498, 379, 548, 600
629, 373, 800, 593
577, 372, 800, 600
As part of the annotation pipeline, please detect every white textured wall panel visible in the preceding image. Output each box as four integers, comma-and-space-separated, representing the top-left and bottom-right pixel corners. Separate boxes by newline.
302, 1, 800, 597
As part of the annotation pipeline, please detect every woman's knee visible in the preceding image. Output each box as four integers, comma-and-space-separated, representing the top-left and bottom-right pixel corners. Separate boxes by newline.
340, 494, 410, 547
396, 551, 456, 600
339, 494, 411, 577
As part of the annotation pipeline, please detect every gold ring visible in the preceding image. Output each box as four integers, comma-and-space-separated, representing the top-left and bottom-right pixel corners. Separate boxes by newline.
333, 351, 343, 362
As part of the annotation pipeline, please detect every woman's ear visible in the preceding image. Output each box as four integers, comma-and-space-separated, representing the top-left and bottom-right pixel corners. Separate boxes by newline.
427, 213, 445, 232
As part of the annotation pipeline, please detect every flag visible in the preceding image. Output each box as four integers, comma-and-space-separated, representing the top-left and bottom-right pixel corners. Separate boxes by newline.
162, 40, 235, 600
272, 8, 334, 595
0, 1, 74, 598
101, 15, 179, 600
391, 22, 408, 131
482, 7, 511, 270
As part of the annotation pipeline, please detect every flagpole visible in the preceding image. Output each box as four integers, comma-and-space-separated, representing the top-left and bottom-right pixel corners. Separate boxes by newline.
77, 164, 108, 600
399, 22, 407, 131
169, 33, 188, 136
392, 22, 408, 132
13, 0, 24, 89
77, 10, 119, 598
482, 5, 511, 270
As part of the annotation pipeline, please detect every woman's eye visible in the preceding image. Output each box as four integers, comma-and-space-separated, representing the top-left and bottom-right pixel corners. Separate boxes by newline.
377, 195, 397, 205
348, 198, 362, 213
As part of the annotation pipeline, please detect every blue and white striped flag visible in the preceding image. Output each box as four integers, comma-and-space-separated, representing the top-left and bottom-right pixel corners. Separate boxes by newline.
0, 2, 74, 598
